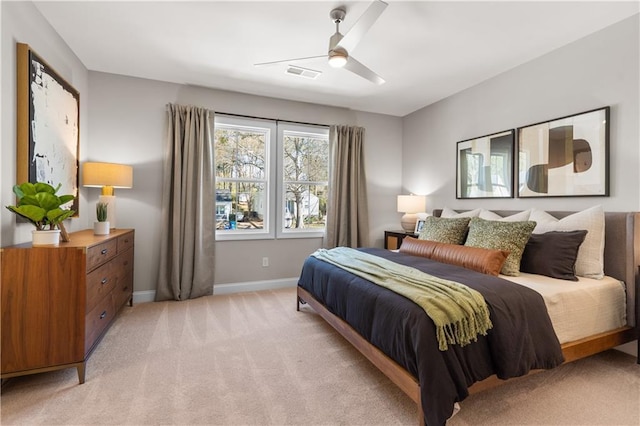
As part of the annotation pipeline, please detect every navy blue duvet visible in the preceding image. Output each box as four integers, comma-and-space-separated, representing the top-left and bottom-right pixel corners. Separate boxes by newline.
297, 248, 564, 426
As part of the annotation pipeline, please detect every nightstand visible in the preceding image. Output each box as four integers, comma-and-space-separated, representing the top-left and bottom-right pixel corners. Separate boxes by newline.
384, 230, 417, 250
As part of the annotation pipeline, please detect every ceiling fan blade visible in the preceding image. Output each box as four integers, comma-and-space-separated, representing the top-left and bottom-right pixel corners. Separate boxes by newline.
336, 0, 388, 53
254, 55, 327, 67
344, 57, 385, 85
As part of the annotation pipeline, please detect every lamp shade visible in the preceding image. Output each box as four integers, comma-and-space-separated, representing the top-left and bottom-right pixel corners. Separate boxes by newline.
397, 195, 425, 213
82, 162, 133, 191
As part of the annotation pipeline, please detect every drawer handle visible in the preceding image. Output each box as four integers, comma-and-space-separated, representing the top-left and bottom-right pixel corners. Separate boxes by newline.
100, 311, 107, 320
101, 249, 108, 255
101, 278, 108, 285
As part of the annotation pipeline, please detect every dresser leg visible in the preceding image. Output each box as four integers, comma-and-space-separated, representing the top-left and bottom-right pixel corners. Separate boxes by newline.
77, 362, 86, 384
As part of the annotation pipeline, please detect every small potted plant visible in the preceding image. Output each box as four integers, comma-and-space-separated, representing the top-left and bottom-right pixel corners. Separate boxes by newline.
94, 201, 110, 235
5, 182, 75, 245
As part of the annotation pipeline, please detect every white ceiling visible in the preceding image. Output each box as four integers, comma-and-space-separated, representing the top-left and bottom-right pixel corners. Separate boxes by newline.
34, 1, 639, 117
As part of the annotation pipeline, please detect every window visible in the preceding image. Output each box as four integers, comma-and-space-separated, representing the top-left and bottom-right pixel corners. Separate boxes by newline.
278, 123, 329, 237
214, 116, 275, 239
214, 116, 328, 240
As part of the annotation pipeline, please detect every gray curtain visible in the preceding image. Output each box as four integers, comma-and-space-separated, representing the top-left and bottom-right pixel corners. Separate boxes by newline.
324, 125, 370, 248
156, 104, 215, 301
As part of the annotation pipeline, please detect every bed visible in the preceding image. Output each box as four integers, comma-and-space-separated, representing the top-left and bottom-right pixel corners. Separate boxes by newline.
296, 209, 639, 426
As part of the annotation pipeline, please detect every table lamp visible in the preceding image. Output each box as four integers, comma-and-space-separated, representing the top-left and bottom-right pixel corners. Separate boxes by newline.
82, 162, 133, 228
397, 194, 425, 233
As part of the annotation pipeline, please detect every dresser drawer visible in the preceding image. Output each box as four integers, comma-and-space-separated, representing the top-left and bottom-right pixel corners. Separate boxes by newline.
86, 261, 117, 313
85, 292, 115, 354
86, 239, 118, 272
113, 271, 133, 310
117, 232, 134, 254
113, 249, 134, 310
113, 249, 134, 281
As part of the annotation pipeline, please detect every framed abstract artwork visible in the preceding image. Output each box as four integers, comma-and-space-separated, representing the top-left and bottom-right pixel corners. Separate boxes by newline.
517, 107, 609, 198
16, 43, 80, 214
456, 129, 514, 199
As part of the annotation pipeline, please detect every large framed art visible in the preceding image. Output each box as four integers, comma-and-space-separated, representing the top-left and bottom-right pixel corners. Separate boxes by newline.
16, 43, 80, 214
517, 107, 609, 198
456, 129, 514, 199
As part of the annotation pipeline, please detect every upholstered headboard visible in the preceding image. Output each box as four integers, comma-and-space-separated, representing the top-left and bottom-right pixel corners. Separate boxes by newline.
432, 209, 640, 328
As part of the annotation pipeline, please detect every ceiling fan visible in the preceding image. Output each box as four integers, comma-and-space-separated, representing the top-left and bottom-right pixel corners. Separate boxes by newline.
255, 0, 388, 85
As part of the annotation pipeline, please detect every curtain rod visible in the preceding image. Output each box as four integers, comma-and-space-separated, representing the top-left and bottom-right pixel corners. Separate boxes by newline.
214, 111, 330, 128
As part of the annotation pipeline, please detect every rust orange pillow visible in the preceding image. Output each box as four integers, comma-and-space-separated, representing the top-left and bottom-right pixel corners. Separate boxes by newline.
399, 237, 509, 276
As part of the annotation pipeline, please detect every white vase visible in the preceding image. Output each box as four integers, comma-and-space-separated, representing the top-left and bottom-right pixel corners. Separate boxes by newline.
32, 229, 61, 246
94, 221, 110, 235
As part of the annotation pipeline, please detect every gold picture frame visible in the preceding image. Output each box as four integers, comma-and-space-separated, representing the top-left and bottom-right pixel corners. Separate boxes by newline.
16, 42, 80, 215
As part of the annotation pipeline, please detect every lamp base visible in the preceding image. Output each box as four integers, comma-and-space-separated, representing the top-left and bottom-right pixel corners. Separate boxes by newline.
400, 213, 418, 233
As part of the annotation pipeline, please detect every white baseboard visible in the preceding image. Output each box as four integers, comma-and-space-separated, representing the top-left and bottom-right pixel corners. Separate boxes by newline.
132, 278, 298, 303
133, 290, 156, 304
213, 277, 298, 295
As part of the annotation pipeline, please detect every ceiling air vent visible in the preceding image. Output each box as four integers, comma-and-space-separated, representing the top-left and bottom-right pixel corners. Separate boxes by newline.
285, 65, 321, 80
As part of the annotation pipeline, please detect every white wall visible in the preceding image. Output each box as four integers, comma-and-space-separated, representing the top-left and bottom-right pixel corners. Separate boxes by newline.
0, 0, 403, 296
403, 14, 640, 213
87, 72, 403, 293
1, 1, 91, 247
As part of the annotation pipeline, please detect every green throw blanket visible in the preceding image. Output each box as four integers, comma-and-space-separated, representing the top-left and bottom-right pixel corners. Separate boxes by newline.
311, 247, 493, 351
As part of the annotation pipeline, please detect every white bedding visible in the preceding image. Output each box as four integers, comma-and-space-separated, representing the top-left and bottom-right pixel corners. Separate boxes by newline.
502, 273, 627, 344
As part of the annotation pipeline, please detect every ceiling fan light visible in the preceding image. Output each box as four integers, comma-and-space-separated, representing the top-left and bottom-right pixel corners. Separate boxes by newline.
328, 52, 347, 68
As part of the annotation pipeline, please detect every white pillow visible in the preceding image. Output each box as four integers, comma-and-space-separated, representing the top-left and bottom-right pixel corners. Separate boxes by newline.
529, 205, 605, 279
479, 209, 531, 222
441, 207, 481, 218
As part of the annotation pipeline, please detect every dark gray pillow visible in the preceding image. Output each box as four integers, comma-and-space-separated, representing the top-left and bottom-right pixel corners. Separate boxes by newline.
520, 230, 588, 281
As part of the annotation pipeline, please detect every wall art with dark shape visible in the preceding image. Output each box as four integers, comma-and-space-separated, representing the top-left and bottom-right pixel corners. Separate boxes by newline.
517, 107, 609, 198
456, 129, 514, 199
16, 43, 80, 214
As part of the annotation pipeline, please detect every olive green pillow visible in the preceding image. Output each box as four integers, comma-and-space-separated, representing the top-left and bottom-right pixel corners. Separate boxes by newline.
418, 216, 471, 245
464, 217, 536, 276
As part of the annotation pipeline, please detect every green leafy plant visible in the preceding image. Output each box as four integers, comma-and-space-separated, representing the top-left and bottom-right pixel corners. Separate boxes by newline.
96, 202, 108, 222
6, 182, 75, 230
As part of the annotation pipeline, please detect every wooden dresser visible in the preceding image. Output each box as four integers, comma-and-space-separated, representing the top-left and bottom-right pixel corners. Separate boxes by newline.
1, 228, 134, 384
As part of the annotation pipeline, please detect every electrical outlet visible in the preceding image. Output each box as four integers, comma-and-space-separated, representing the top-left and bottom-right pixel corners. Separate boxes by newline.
262, 257, 269, 267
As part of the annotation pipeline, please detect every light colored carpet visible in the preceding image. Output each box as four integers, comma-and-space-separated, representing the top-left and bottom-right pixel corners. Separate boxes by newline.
1, 287, 638, 425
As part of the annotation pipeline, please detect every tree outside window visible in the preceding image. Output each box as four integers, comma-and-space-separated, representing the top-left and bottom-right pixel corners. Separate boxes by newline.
214, 117, 328, 240
283, 131, 328, 231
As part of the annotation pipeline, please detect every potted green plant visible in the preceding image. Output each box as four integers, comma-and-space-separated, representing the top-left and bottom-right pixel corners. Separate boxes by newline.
94, 201, 110, 235
5, 182, 75, 246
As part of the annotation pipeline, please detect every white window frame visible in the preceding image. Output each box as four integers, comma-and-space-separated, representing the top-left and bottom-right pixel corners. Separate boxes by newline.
214, 115, 276, 241
276, 123, 329, 239
214, 116, 328, 241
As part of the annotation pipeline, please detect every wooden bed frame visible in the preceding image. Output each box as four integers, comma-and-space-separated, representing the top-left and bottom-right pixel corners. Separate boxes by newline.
297, 210, 640, 425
